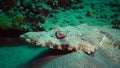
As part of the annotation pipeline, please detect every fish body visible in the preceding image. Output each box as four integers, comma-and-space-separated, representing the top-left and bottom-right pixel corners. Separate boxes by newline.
20, 24, 120, 55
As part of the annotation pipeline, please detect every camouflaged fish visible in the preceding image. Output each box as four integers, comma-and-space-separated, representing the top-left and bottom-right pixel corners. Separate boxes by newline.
20, 24, 120, 55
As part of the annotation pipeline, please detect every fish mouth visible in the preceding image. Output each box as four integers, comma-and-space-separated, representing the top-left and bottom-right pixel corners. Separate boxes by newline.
20, 33, 35, 44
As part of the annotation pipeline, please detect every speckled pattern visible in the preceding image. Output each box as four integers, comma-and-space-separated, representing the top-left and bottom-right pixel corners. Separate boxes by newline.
20, 24, 120, 56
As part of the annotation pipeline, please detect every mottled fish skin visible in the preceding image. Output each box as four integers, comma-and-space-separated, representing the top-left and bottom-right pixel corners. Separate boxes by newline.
20, 24, 120, 55
20, 34, 81, 52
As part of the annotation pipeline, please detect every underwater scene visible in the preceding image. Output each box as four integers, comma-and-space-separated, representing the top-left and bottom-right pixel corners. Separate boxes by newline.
0, 0, 120, 68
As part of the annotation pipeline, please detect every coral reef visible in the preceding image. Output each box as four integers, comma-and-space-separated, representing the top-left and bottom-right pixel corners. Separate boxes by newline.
0, 0, 120, 32
0, 14, 12, 30
46, 0, 78, 9
0, 11, 25, 30
0, 0, 51, 31
112, 20, 120, 29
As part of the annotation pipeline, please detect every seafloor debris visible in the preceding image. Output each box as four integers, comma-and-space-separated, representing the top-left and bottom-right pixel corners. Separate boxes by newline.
20, 24, 120, 56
